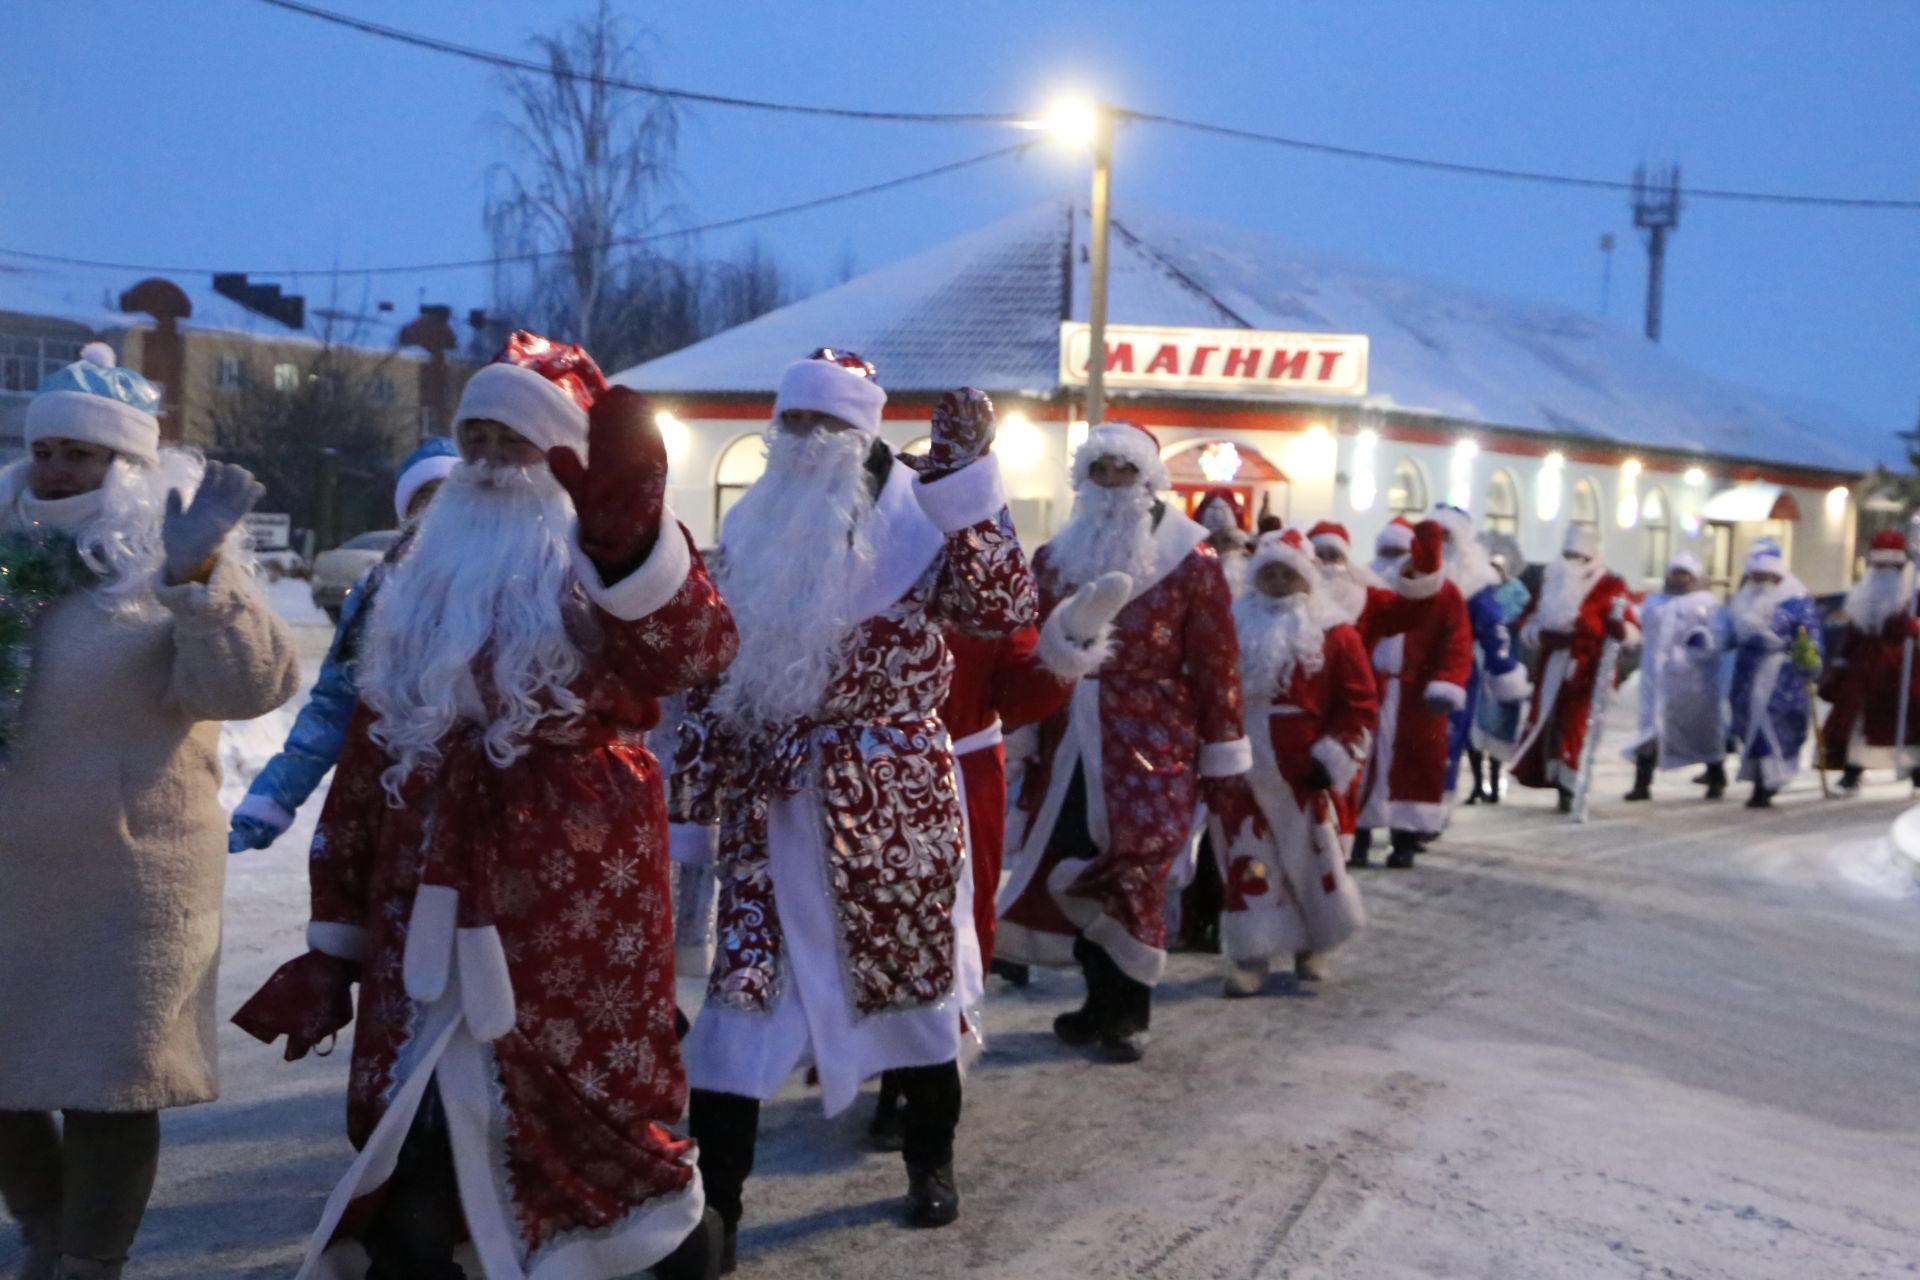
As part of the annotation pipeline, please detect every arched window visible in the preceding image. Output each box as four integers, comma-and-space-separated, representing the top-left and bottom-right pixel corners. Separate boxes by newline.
1483, 469, 1520, 536
714, 433, 768, 531
1641, 487, 1671, 582
1569, 477, 1602, 532
1386, 458, 1428, 518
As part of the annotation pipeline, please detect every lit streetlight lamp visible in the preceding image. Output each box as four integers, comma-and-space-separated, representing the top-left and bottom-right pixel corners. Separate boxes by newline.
1037, 99, 1117, 426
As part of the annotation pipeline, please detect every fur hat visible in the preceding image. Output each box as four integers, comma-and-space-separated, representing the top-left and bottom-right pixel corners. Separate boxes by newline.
1427, 502, 1474, 545
1308, 520, 1352, 560
1072, 421, 1170, 491
1564, 523, 1602, 560
394, 436, 459, 521
26, 343, 161, 467
772, 349, 886, 438
454, 330, 606, 459
1746, 537, 1786, 577
1248, 527, 1320, 587
1667, 551, 1705, 578
1868, 527, 1909, 568
1375, 516, 1416, 554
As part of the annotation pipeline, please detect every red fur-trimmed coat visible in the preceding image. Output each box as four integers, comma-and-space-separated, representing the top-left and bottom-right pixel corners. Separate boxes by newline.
1819, 608, 1920, 764
1511, 572, 1638, 791
1354, 580, 1475, 833
671, 462, 1039, 1021
997, 509, 1249, 986
302, 527, 736, 1267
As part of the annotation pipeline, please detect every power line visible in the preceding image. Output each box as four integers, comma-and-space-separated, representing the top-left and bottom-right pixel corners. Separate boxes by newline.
249, 0, 1028, 125
0, 141, 1034, 279
249, 1, 1918, 212
1128, 112, 1920, 210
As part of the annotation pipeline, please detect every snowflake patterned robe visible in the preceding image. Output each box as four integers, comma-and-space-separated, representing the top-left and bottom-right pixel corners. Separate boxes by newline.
1624, 588, 1730, 772
1730, 588, 1823, 790
670, 456, 1038, 1116
1353, 575, 1475, 835
1215, 620, 1378, 964
996, 509, 1251, 987
1445, 579, 1529, 789
1510, 572, 1639, 792
294, 518, 738, 1280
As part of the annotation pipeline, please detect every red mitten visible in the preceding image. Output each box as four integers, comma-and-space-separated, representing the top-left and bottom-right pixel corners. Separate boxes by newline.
549, 386, 667, 582
907, 387, 996, 477
1202, 774, 1267, 842
232, 951, 359, 1062
1407, 520, 1446, 580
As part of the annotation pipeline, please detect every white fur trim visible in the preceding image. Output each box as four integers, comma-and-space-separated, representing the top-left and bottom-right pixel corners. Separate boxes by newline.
1129, 508, 1211, 603
991, 919, 1077, 969
1310, 532, 1351, 558
1424, 681, 1468, 712
1199, 736, 1253, 778
912, 454, 1007, 533
1564, 524, 1601, 559
457, 926, 518, 1042
233, 792, 295, 834
773, 358, 886, 437
1248, 535, 1318, 584
668, 821, 718, 868
952, 719, 1004, 757
1488, 664, 1532, 703
572, 512, 693, 621
1037, 604, 1111, 680
306, 921, 369, 964
1375, 522, 1414, 553
1072, 422, 1170, 491
393, 453, 458, 521
1045, 856, 1168, 986
1868, 549, 1908, 567
849, 459, 944, 622
1311, 736, 1363, 793
1386, 798, 1453, 834
25, 388, 160, 467
403, 883, 459, 1002
453, 362, 588, 456
1397, 567, 1443, 601
1748, 553, 1786, 577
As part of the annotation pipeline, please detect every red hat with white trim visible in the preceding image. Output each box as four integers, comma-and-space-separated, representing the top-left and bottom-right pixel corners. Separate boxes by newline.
1308, 520, 1352, 559
1375, 516, 1416, 553
1868, 527, 1908, 567
454, 330, 607, 459
1073, 420, 1170, 490
1249, 527, 1320, 586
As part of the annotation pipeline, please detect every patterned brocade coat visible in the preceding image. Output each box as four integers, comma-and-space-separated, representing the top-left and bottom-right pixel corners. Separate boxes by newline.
669, 457, 1037, 1114
996, 508, 1251, 987
296, 522, 738, 1280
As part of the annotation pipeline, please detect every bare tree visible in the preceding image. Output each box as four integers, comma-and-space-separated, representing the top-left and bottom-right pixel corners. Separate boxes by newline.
485, 0, 681, 349
702, 238, 790, 334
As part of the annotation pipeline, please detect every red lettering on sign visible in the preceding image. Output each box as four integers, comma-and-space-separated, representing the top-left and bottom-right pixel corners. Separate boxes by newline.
1189, 345, 1219, 376
1316, 350, 1345, 381
1222, 348, 1263, 377
1105, 342, 1134, 374
1268, 349, 1309, 380
1145, 344, 1181, 375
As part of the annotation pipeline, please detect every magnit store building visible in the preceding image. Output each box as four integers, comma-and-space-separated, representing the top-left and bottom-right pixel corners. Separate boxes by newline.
614, 201, 1894, 593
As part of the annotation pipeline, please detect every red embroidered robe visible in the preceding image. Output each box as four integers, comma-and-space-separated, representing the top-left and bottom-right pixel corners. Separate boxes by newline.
996, 509, 1250, 987
297, 524, 738, 1279
669, 457, 1037, 1114
1819, 605, 1920, 766
1511, 572, 1638, 791
1218, 620, 1378, 961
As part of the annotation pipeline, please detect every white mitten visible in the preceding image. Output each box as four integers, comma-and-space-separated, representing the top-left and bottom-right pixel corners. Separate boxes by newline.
1038, 571, 1133, 680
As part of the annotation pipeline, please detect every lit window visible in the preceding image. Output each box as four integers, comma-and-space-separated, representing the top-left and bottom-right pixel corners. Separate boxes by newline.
1641, 487, 1671, 582
1483, 469, 1519, 536
216, 356, 245, 390
1385, 458, 1428, 518
272, 362, 299, 393
713, 433, 770, 531
1569, 477, 1602, 532
1536, 451, 1566, 521
1349, 429, 1379, 512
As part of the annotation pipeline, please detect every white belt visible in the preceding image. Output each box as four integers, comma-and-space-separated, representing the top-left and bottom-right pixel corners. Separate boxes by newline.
952, 718, 1004, 757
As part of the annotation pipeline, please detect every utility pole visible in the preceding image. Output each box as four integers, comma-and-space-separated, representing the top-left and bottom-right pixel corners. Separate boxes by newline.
1085, 104, 1115, 427
1598, 233, 1615, 315
1632, 164, 1682, 342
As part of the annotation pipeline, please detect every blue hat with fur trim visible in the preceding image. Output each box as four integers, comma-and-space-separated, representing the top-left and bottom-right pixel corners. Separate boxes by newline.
394, 436, 459, 521
26, 343, 161, 466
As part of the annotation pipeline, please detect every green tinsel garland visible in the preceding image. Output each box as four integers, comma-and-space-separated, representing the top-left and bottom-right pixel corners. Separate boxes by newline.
0, 527, 90, 766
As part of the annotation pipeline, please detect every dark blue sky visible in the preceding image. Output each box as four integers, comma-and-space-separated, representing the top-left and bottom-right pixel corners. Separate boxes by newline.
4, 1, 1915, 433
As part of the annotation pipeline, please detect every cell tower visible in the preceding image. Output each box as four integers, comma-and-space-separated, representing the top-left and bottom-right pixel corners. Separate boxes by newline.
1633, 163, 1683, 343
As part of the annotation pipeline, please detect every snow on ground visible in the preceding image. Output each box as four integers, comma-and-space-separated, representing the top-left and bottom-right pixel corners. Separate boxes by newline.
8, 620, 1920, 1276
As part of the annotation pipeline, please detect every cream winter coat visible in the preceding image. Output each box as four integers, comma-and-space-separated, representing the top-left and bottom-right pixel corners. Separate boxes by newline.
0, 484, 299, 1112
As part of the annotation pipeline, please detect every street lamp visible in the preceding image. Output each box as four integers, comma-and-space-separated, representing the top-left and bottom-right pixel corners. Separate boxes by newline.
1038, 98, 1116, 426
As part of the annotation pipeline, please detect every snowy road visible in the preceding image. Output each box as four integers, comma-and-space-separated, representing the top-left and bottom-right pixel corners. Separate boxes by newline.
8, 607, 1920, 1278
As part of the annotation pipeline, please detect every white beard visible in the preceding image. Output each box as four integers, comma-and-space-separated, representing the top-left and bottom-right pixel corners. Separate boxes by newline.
713, 428, 876, 729
1729, 577, 1800, 643
1846, 565, 1913, 634
360, 462, 586, 801
1443, 536, 1499, 598
1536, 557, 1601, 632
1319, 558, 1382, 625
7, 450, 220, 614
1235, 590, 1328, 702
1043, 483, 1157, 590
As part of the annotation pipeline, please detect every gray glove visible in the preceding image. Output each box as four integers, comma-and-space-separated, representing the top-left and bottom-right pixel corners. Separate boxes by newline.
163, 461, 265, 584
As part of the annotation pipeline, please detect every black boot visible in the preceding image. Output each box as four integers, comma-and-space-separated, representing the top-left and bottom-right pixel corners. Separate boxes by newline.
1385, 829, 1420, 870
1837, 764, 1865, 795
1097, 952, 1153, 1064
688, 1090, 760, 1275
365, 1086, 467, 1280
897, 1062, 962, 1228
1556, 786, 1573, 815
1347, 827, 1373, 869
1486, 759, 1503, 804
868, 1070, 905, 1152
988, 957, 1030, 987
1464, 748, 1484, 805
1703, 762, 1727, 801
1746, 785, 1775, 809
1624, 753, 1655, 802
652, 1208, 724, 1280
1054, 935, 1107, 1046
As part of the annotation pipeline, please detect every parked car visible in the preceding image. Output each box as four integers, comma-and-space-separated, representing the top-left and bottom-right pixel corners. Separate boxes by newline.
310, 529, 402, 622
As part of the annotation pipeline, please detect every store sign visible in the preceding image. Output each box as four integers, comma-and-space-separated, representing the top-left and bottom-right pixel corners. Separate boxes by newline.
244, 512, 292, 551
1060, 322, 1369, 397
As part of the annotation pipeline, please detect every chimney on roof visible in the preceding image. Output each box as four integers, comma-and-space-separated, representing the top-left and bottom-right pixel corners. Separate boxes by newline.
119, 277, 192, 444
212, 273, 306, 330
400, 304, 459, 438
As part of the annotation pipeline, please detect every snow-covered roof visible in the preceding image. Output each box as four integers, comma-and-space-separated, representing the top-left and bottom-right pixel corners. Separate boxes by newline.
0, 264, 429, 359
616, 201, 1893, 476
